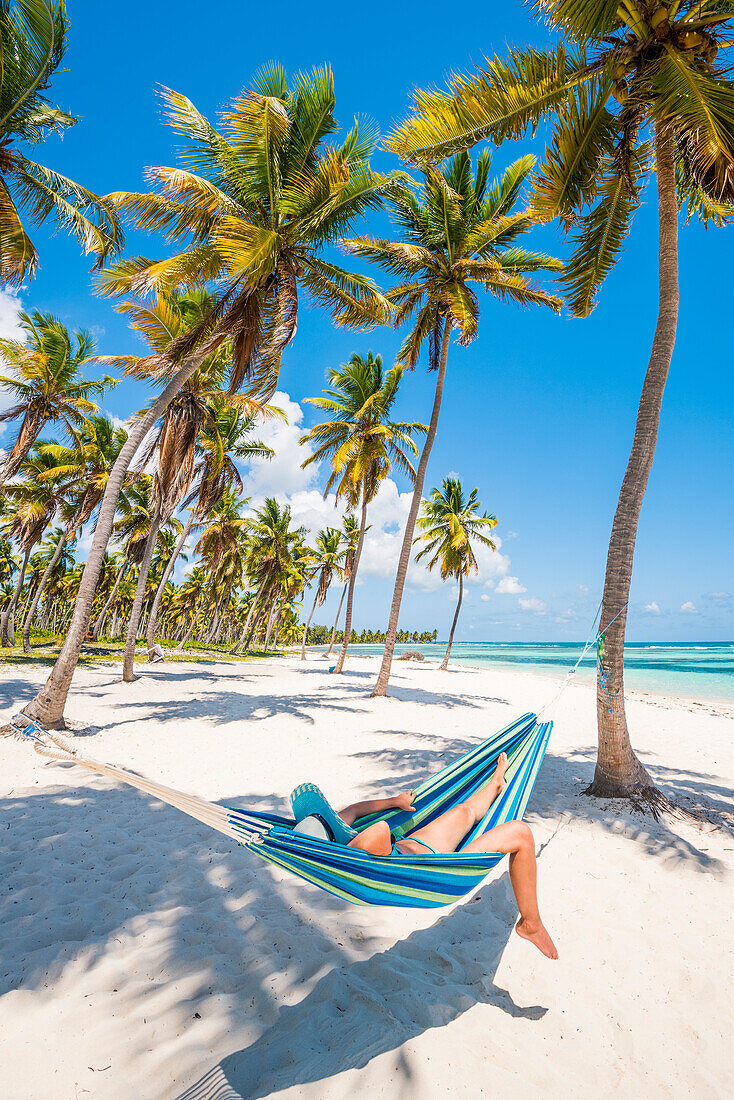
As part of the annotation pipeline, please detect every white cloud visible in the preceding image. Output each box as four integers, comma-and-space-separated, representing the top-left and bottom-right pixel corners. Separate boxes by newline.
680, 601, 697, 614
644, 601, 661, 615
578, 583, 590, 594
481, 593, 491, 602
240, 390, 319, 498
505, 530, 518, 539
706, 591, 731, 603
225, 390, 519, 597
0, 287, 24, 343
519, 596, 547, 613
496, 575, 527, 595
0, 288, 25, 441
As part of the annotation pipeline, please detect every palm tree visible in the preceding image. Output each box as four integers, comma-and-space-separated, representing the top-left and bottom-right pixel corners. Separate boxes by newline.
0, 0, 121, 285
342, 155, 561, 695
0, 442, 63, 644
145, 399, 274, 652
170, 491, 249, 654
300, 527, 345, 659
324, 513, 361, 658
25, 65, 395, 727
238, 498, 307, 651
100, 289, 269, 681
90, 475, 159, 640
386, 0, 734, 797
21, 415, 128, 652
0, 533, 19, 603
0, 312, 113, 484
301, 352, 426, 673
415, 477, 497, 669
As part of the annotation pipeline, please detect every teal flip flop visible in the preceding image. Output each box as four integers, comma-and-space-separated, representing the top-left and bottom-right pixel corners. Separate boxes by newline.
290, 783, 357, 846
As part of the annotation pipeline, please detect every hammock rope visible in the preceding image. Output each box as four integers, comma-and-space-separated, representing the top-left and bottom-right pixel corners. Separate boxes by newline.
12, 710, 551, 909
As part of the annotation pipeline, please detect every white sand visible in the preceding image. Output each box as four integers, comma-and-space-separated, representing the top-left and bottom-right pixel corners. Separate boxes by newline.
1, 655, 732, 1099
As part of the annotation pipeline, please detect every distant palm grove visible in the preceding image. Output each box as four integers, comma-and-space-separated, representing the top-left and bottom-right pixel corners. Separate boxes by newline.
1, 1, 732, 806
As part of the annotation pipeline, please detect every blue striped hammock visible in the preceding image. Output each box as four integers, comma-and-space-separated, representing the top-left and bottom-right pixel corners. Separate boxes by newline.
15, 711, 551, 909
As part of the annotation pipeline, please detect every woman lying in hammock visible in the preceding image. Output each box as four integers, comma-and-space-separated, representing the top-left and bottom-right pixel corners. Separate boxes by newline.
340, 752, 557, 960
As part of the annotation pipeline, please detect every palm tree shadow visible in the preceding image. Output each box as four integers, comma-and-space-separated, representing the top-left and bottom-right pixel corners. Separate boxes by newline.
178, 872, 546, 1100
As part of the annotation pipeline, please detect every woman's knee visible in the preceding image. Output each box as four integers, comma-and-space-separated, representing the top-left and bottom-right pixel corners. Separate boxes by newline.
457, 802, 475, 831
512, 821, 534, 850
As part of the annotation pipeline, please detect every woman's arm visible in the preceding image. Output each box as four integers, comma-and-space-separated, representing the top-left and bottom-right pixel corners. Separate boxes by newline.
339, 790, 415, 826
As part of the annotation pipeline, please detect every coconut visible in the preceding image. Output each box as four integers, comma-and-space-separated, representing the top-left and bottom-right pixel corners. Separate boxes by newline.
612, 80, 628, 106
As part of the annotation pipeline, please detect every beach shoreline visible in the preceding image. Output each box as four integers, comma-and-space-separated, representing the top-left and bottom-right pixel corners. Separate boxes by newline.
308, 644, 734, 715
2, 655, 732, 1098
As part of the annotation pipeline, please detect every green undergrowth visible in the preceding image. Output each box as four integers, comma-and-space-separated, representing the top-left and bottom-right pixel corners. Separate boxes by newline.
0, 634, 284, 668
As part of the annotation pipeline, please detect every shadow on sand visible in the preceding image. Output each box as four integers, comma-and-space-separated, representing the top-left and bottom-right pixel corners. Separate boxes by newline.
2, 696, 729, 1096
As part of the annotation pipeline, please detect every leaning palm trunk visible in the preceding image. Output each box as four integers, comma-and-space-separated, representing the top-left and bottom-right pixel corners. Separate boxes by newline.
262, 597, 280, 652
230, 577, 267, 653
440, 572, 464, 671
0, 411, 42, 488
325, 582, 348, 657
372, 320, 451, 696
1, 544, 32, 646
26, 341, 217, 726
206, 584, 230, 643
589, 128, 678, 798
174, 611, 198, 653
22, 526, 75, 653
91, 560, 128, 641
333, 488, 369, 674
300, 587, 321, 660
146, 511, 195, 652
122, 502, 163, 682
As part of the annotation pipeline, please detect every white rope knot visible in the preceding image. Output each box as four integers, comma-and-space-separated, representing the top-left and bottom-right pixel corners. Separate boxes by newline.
12, 713, 78, 762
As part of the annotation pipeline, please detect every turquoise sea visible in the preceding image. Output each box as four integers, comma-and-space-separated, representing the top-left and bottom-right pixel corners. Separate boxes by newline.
346, 642, 734, 703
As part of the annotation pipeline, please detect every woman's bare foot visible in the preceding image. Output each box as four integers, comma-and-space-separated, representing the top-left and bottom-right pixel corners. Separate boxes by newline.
492, 751, 509, 792
515, 917, 559, 959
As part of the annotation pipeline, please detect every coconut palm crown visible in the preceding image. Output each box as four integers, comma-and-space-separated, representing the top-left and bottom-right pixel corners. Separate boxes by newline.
415, 477, 498, 579
387, 0, 734, 314
301, 351, 426, 504
0, 311, 114, 484
99, 65, 399, 399
0, 0, 122, 284
415, 477, 498, 671
342, 151, 563, 366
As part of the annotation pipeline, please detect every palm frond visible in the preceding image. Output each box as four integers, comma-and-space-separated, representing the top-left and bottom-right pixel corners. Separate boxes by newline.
12, 158, 123, 264
386, 44, 582, 163
530, 74, 618, 220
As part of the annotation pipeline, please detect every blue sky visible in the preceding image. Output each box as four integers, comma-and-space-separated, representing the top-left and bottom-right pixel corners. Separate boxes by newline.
1, 0, 732, 641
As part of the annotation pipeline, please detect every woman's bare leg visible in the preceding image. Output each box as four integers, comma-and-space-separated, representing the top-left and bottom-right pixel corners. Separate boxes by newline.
463, 820, 558, 959
405, 752, 510, 854
347, 820, 392, 855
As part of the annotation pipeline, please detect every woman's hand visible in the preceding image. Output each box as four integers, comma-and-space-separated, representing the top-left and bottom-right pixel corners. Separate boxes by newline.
394, 790, 416, 812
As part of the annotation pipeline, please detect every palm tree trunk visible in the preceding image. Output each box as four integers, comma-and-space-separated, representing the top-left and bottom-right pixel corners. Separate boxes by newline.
439, 573, 463, 671
588, 127, 679, 798
174, 612, 198, 652
122, 502, 163, 682
236, 578, 270, 652
25, 340, 219, 726
146, 511, 194, 651
263, 597, 280, 652
372, 319, 451, 696
91, 560, 128, 640
300, 585, 320, 660
325, 582, 347, 657
22, 526, 72, 653
206, 584, 229, 642
229, 581, 264, 653
211, 591, 232, 644
1, 544, 32, 646
333, 486, 369, 674
19, 577, 38, 623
